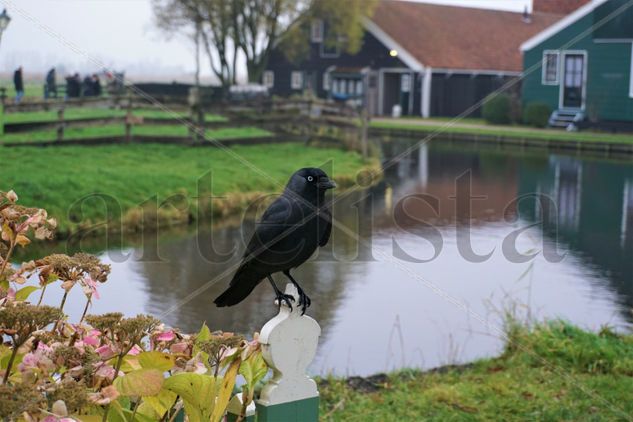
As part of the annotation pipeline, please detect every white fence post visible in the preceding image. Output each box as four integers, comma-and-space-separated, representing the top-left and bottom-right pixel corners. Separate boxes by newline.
255, 283, 321, 421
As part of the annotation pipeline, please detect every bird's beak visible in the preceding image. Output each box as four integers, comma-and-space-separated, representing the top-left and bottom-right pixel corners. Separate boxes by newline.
318, 178, 337, 190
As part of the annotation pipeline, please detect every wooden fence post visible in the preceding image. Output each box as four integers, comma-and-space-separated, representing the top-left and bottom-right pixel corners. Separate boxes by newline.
57, 107, 65, 142
360, 107, 369, 159
188, 87, 202, 144
255, 283, 321, 422
125, 95, 133, 142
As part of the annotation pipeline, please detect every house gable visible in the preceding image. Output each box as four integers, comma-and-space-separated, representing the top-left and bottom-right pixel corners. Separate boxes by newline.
521, 0, 633, 122
520, 0, 609, 51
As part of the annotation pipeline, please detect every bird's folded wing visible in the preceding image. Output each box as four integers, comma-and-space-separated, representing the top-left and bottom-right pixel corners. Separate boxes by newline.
243, 195, 295, 258
319, 207, 332, 247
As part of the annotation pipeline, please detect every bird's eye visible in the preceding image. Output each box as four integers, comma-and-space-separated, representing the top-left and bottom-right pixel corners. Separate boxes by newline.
307, 176, 314, 182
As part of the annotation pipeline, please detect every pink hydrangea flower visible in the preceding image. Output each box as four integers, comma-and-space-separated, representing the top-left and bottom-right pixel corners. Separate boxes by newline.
82, 275, 100, 300
95, 344, 117, 360
19, 345, 55, 373
127, 345, 143, 356
95, 363, 117, 381
156, 330, 176, 342
170, 342, 189, 354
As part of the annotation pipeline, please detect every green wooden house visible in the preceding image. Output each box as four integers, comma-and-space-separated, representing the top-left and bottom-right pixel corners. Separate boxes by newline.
521, 0, 633, 129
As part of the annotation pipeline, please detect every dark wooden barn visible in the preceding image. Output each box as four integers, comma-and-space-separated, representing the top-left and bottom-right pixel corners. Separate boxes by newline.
264, 0, 564, 117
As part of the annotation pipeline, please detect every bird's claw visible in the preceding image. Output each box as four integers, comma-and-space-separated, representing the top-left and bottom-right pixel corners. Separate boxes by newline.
296, 288, 311, 315
275, 293, 295, 311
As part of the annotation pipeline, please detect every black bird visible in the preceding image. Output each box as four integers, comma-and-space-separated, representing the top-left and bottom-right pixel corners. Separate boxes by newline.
214, 168, 336, 313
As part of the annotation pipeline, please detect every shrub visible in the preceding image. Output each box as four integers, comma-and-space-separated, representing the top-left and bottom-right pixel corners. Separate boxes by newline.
523, 102, 552, 128
482, 94, 513, 125
0, 189, 268, 421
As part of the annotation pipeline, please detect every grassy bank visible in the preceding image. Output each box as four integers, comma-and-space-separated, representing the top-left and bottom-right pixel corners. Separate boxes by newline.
0, 124, 270, 143
1, 143, 377, 235
372, 120, 633, 145
320, 321, 633, 420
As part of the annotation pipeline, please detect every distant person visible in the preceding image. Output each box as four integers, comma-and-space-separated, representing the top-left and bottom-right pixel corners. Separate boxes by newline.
92, 74, 102, 97
13, 66, 24, 103
65, 73, 81, 98
82, 75, 94, 96
45, 67, 57, 99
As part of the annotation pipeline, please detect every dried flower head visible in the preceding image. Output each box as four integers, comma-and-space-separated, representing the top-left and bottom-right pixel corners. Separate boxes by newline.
0, 303, 64, 347
116, 314, 160, 346
85, 312, 123, 333
0, 203, 57, 246
48, 380, 89, 414
198, 332, 245, 368
0, 383, 45, 419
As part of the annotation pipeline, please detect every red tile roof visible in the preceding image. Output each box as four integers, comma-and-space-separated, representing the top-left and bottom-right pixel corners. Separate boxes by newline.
533, 0, 590, 14
371, 0, 565, 72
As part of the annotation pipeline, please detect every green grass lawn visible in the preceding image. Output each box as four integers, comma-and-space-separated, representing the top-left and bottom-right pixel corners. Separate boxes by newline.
0, 124, 269, 143
372, 121, 633, 145
2, 107, 227, 124
0, 143, 370, 233
0, 82, 42, 99
320, 321, 633, 421
402, 116, 487, 125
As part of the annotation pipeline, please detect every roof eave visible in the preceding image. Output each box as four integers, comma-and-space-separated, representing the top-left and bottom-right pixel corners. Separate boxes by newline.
520, 0, 609, 52
362, 17, 425, 72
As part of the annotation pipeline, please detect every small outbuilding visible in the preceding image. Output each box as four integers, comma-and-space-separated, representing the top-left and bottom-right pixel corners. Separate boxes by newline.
521, 0, 633, 128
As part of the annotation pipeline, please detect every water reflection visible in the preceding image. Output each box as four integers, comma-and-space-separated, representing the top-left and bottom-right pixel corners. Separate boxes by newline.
26, 139, 633, 376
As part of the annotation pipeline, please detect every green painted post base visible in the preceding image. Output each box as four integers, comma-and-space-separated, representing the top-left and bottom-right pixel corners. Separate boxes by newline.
256, 397, 319, 422
226, 413, 256, 422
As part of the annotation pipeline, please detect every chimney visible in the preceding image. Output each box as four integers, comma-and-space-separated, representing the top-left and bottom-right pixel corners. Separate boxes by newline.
522, 5, 532, 23
532, 0, 591, 14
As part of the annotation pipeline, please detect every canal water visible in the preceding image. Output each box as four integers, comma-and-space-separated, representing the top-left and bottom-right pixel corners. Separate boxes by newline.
30, 139, 633, 376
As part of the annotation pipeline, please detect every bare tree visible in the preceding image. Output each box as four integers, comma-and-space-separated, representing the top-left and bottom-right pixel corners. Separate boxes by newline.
152, 0, 377, 86
153, 0, 239, 88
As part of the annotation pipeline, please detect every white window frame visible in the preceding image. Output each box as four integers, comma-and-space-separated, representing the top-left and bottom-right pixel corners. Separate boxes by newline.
558, 50, 588, 111
320, 41, 340, 58
263, 70, 274, 89
311, 19, 324, 43
542, 50, 560, 85
629, 43, 633, 98
291, 71, 304, 90
401, 74, 411, 93
323, 72, 331, 91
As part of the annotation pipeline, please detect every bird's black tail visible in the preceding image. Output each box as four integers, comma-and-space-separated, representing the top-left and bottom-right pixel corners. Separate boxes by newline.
214, 265, 262, 307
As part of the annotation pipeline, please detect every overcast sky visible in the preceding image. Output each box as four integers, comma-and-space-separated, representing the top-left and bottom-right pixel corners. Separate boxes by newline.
0, 0, 532, 81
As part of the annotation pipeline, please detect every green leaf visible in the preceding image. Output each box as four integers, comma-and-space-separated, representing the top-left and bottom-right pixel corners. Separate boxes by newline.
0, 350, 22, 370
15, 285, 39, 301
114, 369, 164, 397
138, 351, 175, 372
119, 355, 142, 373
163, 373, 217, 422
239, 352, 268, 388
211, 359, 240, 422
107, 399, 128, 422
196, 323, 212, 343
136, 401, 159, 420
143, 389, 177, 417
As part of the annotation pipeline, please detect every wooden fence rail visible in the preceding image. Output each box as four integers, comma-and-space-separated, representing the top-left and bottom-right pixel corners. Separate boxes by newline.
2, 89, 370, 156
